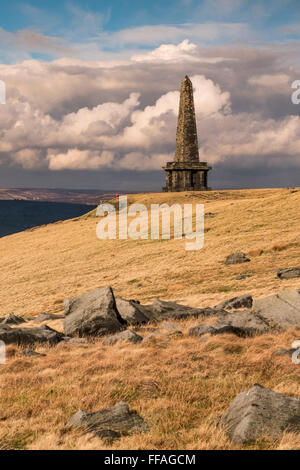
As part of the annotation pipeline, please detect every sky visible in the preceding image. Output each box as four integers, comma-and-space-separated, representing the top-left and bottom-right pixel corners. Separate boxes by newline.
0, 0, 300, 190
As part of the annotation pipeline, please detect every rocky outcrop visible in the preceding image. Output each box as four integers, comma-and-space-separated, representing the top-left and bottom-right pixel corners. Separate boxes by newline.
0, 324, 63, 345
221, 384, 300, 444
64, 287, 127, 337
103, 330, 143, 346
189, 310, 269, 338
68, 401, 148, 441
225, 252, 250, 265
192, 289, 300, 339
277, 268, 300, 279
4, 287, 298, 345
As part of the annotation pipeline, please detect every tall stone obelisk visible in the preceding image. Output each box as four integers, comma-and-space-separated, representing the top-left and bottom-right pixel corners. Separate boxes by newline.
162, 76, 212, 191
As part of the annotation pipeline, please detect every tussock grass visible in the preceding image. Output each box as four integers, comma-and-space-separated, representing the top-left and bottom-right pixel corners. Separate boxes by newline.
0, 325, 299, 450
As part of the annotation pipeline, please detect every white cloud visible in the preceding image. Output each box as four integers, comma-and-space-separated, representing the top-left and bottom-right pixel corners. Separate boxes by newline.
131, 39, 234, 64
99, 22, 250, 48
248, 74, 290, 87
47, 149, 115, 170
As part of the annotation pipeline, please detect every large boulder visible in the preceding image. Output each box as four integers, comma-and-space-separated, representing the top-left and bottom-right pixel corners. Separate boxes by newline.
189, 310, 269, 338
215, 294, 253, 311
115, 297, 152, 325
221, 384, 300, 444
146, 299, 219, 321
0, 324, 63, 345
68, 401, 148, 441
103, 330, 143, 346
252, 289, 300, 329
217, 310, 270, 335
189, 323, 247, 338
64, 287, 126, 337
277, 268, 300, 279
225, 252, 250, 265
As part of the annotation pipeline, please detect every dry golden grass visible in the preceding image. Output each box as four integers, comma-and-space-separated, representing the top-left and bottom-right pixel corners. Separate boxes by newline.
0, 187, 300, 450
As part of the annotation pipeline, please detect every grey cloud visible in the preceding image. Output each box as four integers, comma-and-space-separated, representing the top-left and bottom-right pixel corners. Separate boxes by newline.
0, 40, 300, 189
0, 28, 74, 59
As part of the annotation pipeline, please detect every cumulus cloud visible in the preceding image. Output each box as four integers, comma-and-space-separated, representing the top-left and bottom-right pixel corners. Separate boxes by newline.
198, 113, 300, 166
0, 39, 300, 185
131, 39, 233, 64
0, 28, 73, 59
99, 22, 251, 48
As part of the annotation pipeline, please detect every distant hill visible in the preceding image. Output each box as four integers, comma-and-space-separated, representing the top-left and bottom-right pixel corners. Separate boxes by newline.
0, 188, 121, 205
0, 200, 96, 238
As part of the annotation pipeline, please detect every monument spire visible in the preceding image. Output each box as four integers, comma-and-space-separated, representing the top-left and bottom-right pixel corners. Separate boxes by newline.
162, 76, 212, 192
175, 75, 199, 163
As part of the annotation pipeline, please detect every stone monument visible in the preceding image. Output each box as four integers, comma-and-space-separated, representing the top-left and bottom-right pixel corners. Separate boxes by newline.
162, 76, 212, 192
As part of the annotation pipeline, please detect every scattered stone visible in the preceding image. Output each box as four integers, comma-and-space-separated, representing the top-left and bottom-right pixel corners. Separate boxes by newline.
215, 294, 253, 311
147, 299, 218, 321
273, 348, 297, 357
221, 384, 300, 444
236, 274, 252, 280
61, 337, 88, 344
225, 252, 250, 265
21, 349, 46, 357
205, 212, 215, 218
1, 313, 26, 325
292, 339, 300, 349
68, 401, 148, 441
198, 336, 209, 344
277, 268, 300, 280
167, 330, 183, 337
115, 297, 152, 325
252, 289, 300, 329
189, 310, 269, 338
33, 313, 65, 322
189, 323, 246, 338
0, 324, 63, 345
218, 310, 269, 335
103, 330, 143, 346
64, 287, 127, 337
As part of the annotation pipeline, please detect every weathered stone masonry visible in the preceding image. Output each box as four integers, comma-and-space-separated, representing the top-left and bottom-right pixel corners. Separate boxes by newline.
162, 76, 212, 192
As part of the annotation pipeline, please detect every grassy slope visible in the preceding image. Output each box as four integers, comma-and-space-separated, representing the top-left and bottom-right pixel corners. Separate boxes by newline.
0, 188, 299, 450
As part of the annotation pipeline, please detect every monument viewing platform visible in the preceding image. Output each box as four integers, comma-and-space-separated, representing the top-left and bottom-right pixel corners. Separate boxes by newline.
162, 75, 212, 192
